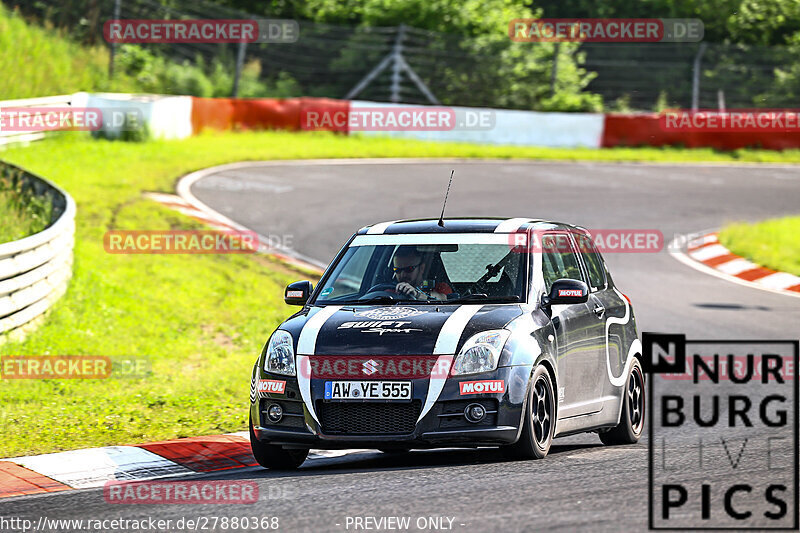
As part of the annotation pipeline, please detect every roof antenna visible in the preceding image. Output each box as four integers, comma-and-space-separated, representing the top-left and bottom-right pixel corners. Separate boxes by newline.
437, 169, 454, 227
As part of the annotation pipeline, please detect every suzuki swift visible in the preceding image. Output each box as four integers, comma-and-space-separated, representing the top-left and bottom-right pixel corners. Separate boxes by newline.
249, 218, 644, 469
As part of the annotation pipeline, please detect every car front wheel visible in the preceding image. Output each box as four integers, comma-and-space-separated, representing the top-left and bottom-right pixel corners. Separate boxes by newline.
249, 415, 309, 469
501, 365, 555, 460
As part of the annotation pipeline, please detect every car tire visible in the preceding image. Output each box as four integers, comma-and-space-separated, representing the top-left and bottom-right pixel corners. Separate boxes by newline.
599, 358, 645, 446
501, 365, 555, 460
249, 415, 309, 469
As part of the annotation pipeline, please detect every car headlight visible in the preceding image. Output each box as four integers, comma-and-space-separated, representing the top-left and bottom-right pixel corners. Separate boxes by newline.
264, 330, 295, 376
451, 330, 511, 375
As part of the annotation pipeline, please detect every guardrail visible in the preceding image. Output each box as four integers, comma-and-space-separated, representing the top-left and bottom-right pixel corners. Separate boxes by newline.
0, 162, 75, 335
0, 94, 74, 147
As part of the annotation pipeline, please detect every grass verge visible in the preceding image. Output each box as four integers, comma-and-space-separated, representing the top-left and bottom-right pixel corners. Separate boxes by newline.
718, 217, 800, 277
1, 129, 800, 458
0, 184, 52, 244
0, 4, 143, 99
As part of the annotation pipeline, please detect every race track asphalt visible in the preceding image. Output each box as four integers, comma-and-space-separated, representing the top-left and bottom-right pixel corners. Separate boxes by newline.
3, 160, 798, 532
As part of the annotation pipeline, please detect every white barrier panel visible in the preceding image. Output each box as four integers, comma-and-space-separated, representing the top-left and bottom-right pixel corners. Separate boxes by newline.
350, 100, 604, 148
72, 92, 193, 140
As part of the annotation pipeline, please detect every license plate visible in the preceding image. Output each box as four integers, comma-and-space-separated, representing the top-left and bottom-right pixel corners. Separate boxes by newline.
324, 381, 411, 400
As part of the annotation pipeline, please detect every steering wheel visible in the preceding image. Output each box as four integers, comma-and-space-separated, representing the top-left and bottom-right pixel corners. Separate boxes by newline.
360, 283, 401, 300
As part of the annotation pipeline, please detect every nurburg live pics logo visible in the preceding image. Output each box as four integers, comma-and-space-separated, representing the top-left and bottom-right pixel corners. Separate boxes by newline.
644, 333, 798, 530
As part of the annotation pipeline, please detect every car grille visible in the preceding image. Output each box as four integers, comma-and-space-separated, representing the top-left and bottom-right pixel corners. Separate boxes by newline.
317, 401, 421, 435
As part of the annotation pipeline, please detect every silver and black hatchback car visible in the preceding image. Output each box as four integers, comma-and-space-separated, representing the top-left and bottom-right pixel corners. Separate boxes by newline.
249, 218, 644, 469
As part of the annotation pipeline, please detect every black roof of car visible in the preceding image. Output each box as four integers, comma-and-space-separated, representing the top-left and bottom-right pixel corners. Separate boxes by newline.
357, 218, 584, 235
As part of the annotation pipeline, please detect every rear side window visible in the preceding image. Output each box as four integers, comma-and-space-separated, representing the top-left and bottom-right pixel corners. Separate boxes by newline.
576, 233, 607, 291
540, 233, 584, 291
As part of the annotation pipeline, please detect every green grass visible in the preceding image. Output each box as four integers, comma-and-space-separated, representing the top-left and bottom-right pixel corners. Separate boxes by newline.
2, 130, 800, 458
719, 217, 800, 277
0, 4, 142, 99
0, 187, 52, 243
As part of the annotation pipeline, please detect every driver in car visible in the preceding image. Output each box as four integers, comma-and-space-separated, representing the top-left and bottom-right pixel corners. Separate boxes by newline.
392, 246, 453, 301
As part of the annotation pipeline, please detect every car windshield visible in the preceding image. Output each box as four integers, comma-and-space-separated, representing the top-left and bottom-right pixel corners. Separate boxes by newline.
313, 234, 528, 305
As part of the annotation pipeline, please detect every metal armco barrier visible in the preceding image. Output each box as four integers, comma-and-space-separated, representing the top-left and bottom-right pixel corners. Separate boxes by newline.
0, 94, 74, 147
0, 162, 75, 335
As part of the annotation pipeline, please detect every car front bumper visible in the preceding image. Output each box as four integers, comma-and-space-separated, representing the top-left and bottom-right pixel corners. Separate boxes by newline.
251, 365, 532, 449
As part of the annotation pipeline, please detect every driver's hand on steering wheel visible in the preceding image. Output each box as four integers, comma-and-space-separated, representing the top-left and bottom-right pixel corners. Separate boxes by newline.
395, 282, 426, 300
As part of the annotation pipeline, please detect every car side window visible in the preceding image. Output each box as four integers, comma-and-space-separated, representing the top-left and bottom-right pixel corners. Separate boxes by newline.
576, 234, 607, 291
541, 233, 584, 292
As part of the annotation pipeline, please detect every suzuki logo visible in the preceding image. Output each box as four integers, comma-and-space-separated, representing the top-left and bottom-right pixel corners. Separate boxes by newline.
362, 359, 379, 375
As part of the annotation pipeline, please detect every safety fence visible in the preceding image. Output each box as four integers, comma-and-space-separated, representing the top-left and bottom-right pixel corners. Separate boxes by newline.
0, 162, 75, 335
9, 0, 800, 112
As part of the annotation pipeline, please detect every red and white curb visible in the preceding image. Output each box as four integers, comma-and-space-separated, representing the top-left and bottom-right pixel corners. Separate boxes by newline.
674, 232, 800, 298
145, 191, 324, 274
0, 432, 370, 499
174, 163, 330, 272
145, 192, 239, 233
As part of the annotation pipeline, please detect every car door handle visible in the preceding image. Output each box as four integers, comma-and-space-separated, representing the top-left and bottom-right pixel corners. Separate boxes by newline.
593, 304, 605, 318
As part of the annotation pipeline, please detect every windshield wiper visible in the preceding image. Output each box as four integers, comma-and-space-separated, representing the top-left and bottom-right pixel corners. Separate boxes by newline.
447, 294, 521, 303
338, 296, 399, 305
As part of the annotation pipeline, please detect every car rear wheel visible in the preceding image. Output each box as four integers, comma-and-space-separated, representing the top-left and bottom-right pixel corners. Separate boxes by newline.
249, 415, 309, 469
599, 358, 645, 446
501, 365, 555, 460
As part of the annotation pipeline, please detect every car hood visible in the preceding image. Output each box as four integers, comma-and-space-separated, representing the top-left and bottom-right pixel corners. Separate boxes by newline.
281, 304, 525, 356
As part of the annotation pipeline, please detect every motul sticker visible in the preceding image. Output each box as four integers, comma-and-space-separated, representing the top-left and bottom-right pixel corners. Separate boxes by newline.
257, 379, 286, 394
558, 289, 583, 297
459, 380, 505, 395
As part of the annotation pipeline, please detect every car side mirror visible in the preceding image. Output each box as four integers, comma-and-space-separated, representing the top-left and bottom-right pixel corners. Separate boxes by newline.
544, 279, 589, 306
285, 280, 313, 306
